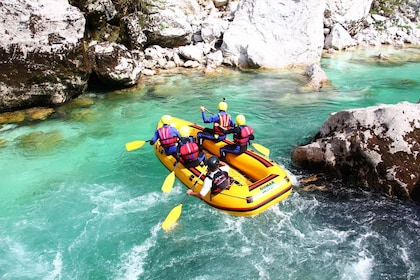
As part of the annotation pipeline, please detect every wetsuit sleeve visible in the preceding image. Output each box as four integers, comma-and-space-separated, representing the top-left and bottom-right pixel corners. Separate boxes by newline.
150, 130, 159, 145
171, 126, 181, 138
202, 112, 220, 123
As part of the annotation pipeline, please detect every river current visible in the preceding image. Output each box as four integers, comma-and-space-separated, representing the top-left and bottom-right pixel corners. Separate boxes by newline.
1, 46, 419, 279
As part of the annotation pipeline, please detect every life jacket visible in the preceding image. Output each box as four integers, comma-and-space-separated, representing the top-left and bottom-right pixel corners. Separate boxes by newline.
213, 113, 232, 135
158, 126, 178, 148
208, 169, 231, 195
234, 125, 254, 146
179, 141, 199, 161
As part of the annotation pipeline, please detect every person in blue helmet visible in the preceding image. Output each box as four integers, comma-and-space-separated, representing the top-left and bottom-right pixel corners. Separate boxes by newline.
150, 115, 180, 157
177, 125, 206, 168
197, 99, 235, 147
218, 114, 254, 160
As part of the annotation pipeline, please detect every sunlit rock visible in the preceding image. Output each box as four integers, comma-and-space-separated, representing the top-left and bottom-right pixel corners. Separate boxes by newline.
221, 0, 325, 69
292, 102, 420, 202
0, 0, 89, 112
301, 64, 331, 92
88, 42, 142, 88
324, 23, 356, 50
144, 2, 193, 47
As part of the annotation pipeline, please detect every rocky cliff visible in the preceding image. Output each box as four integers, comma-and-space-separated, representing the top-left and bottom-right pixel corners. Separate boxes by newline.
0, 0, 89, 112
1, 0, 419, 112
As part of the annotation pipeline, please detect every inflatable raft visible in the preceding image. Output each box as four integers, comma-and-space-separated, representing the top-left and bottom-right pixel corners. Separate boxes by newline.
154, 116, 292, 216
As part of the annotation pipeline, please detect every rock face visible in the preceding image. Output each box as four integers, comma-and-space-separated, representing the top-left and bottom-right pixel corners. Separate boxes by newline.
88, 42, 141, 87
221, 0, 326, 69
1, 0, 419, 112
292, 102, 420, 202
0, 0, 89, 112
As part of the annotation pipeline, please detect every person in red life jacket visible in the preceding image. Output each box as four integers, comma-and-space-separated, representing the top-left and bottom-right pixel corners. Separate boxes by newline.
177, 126, 206, 168
218, 114, 254, 160
187, 156, 231, 199
196, 99, 235, 146
150, 115, 180, 157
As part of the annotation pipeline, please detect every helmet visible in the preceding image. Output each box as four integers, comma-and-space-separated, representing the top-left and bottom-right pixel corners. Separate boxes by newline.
236, 114, 246, 126
161, 115, 172, 125
218, 101, 228, 111
179, 125, 190, 138
207, 156, 219, 171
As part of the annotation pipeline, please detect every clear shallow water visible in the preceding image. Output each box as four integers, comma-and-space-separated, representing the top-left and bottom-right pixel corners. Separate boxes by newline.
1, 46, 419, 279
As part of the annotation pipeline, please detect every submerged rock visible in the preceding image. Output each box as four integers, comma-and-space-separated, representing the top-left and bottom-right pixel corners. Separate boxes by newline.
292, 102, 420, 202
16, 130, 64, 155
0, 107, 54, 124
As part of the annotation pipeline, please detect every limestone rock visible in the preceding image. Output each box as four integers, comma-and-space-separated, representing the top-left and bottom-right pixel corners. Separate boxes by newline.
324, 23, 356, 50
0, 0, 89, 112
292, 102, 420, 202
221, 0, 326, 69
88, 42, 142, 87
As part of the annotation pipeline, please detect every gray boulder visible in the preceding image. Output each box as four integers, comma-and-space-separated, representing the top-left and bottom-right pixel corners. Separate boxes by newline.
88, 42, 142, 87
221, 0, 326, 69
292, 102, 420, 202
0, 0, 89, 112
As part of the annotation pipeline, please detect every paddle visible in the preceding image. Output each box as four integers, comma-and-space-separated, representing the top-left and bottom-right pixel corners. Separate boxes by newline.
203, 107, 271, 157
161, 162, 177, 193
125, 140, 150, 152
162, 167, 207, 231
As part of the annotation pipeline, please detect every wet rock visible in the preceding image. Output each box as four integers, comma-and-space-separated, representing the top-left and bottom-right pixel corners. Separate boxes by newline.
0, 107, 54, 123
0, 139, 7, 148
26, 108, 55, 121
302, 64, 331, 92
16, 130, 64, 155
0, 111, 26, 124
292, 101, 420, 202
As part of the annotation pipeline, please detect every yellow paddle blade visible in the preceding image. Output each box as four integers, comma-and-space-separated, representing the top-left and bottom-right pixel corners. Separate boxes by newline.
252, 143, 270, 157
161, 171, 175, 193
125, 140, 146, 151
162, 204, 183, 231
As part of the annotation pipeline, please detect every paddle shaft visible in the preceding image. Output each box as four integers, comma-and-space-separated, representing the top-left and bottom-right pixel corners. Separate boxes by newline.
186, 167, 207, 197
161, 166, 208, 231
178, 166, 208, 206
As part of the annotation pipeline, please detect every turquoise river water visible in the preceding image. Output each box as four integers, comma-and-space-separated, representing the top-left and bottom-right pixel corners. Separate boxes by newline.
1, 46, 420, 279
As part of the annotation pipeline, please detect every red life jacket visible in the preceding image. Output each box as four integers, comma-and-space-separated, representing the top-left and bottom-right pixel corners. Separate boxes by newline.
213, 113, 231, 135
209, 169, 231, 195
158, 126, 178, 148
179, 141, 199, 161
234, 126, 254, 146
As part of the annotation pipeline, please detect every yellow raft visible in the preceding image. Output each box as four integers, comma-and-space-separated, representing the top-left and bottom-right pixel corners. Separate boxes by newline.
154, 116, 292, 216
